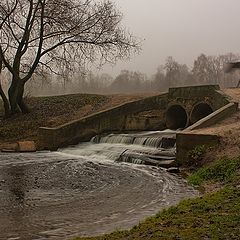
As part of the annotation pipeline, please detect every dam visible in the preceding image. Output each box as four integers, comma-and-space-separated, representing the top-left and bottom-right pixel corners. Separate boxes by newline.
39, 85, 235, 150
39, 85, 238, 166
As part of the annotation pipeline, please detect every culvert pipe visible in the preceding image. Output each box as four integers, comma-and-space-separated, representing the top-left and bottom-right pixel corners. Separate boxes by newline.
190, 102, 213, 124
165, 105, 188, 130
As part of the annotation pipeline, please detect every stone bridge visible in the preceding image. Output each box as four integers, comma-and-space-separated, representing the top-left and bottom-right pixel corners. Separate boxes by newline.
39, 85, 234, 150
165, 85, 231, 129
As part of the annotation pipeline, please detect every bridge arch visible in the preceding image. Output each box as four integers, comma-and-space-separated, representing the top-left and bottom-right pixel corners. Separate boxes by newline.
190, 102, 213, 124
165, 104, 188, 130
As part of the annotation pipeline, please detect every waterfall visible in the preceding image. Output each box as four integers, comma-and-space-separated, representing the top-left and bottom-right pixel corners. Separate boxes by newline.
60, 131, 177, 168
97, 134, 135, 144
91, 131, 176, 149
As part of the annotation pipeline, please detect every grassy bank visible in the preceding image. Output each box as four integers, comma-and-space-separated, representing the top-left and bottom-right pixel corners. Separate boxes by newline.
0, 94, 107, 143
0, 93, 148, 145
75, 156, 240, 240
188, 156, 240, 187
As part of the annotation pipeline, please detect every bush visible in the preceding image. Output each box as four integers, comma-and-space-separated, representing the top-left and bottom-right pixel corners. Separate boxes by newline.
187, 145, 206, 166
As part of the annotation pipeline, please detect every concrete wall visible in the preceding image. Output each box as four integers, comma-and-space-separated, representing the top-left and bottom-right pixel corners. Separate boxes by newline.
175, 97, 238, 166
167, 85, 230, 116
165, 85, 231, 130
176, 133, 220, 165
39, 93, 168, 150
38, 85, 233, 150
125, 110, 166, 131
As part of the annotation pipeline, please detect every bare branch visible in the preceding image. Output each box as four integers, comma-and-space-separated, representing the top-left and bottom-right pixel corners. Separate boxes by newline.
0, 0, 139, 85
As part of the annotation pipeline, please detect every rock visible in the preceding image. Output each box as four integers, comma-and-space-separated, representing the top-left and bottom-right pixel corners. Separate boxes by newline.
17, 141, 36, 152
1, 143, 18, 152
166, 167, 180, 173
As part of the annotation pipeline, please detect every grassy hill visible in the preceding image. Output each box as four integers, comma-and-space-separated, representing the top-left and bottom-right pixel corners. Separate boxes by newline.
0, 93, 150, 145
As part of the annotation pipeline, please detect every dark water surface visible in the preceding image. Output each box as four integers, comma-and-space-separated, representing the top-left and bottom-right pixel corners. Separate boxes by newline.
0, 141, 198, 240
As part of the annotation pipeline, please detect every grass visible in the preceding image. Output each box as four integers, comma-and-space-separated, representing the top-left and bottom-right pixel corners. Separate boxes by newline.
188, 156, 240, 186
0, 93, 149, 145
74, 156, 240, 240
0, 93, 109, 144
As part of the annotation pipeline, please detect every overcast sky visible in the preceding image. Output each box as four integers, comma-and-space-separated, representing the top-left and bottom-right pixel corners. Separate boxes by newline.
98, 0, 240, 77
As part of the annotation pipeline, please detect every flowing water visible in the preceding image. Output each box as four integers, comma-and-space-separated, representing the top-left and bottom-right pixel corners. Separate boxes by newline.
0, 131, 198, 240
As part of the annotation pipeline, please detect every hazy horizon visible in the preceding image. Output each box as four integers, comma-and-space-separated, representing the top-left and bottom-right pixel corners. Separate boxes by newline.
94, 0, 240, 77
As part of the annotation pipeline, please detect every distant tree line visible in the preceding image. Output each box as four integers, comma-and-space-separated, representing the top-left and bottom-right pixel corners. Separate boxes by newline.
2, 52, 240, 96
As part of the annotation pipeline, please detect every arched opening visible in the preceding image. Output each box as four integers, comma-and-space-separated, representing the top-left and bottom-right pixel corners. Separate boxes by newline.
165, 105, 188, 130
190, 102, 213, 124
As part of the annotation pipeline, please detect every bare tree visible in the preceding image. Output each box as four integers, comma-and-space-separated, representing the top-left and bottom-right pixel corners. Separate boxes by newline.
0, 0, 139, 116
0, 56, 10, 116
164, 56, 190, 88
192, 54, 212, 85
192, 53, 240, 87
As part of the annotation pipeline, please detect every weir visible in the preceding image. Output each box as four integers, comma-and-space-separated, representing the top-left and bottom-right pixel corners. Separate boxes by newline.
60, 131, 177, 168
39, 85, 237, 152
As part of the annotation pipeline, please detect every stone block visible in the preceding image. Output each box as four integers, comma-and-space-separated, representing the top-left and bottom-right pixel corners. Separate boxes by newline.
1, 143, 18, 152
176, 133, 219, 165
17, 141, 36, 152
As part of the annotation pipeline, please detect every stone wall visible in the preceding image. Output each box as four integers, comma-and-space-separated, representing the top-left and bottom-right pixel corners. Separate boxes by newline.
176, 133, 220, 165
39, 93, 168, 150
185, 102, 238, 131
39, 85, 234, 150
167, 85, 230, 114
165, 85, 232, 129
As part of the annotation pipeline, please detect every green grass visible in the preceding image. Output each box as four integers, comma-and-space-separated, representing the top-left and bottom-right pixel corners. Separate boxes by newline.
74, 187, 240, 240
188, 157, 240, 186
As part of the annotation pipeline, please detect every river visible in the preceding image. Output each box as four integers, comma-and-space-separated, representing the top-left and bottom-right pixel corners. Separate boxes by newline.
0, 131, 198, 240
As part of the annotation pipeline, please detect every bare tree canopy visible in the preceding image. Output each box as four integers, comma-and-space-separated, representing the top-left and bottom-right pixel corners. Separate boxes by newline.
0, 0, 139, 116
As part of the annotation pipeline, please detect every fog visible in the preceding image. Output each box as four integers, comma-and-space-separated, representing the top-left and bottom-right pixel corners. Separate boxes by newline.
98, 0, 240, 76
3, 0, 240, 96
25, 0, 240, 96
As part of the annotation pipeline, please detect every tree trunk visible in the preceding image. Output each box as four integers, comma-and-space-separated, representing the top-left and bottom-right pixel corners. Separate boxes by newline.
8, 77, 29, 114
0, 83, 10, 117
17, 82, 30, 114
0, 59, 10, 117
8, 78, 20, 114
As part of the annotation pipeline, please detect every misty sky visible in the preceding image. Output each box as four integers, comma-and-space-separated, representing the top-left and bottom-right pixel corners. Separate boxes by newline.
98, 0, 240, 77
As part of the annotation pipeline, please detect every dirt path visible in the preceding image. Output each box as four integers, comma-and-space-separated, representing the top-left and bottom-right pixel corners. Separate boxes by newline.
223, 88, 240, 102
